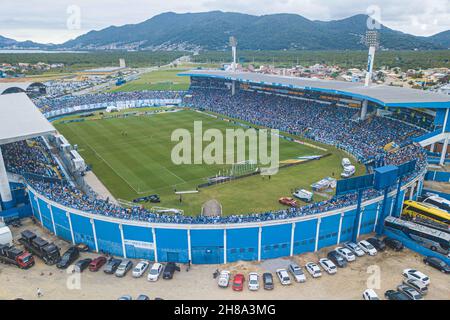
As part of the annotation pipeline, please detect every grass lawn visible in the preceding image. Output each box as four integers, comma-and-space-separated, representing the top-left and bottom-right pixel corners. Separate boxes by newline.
110, 68, 190, 92
55, 109, 365, 216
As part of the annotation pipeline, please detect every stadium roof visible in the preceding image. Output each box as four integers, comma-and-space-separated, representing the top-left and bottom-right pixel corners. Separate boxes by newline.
179, 70, 450, 109
0, 82, 46, 95
0, 93, 56, 145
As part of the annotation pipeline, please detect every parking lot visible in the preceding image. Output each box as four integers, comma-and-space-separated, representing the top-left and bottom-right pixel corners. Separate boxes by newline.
0, 219, 448, 300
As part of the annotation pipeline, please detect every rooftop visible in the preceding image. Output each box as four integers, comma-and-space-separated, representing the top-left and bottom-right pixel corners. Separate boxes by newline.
180, 70, 450, 108
0, 93, 56, 145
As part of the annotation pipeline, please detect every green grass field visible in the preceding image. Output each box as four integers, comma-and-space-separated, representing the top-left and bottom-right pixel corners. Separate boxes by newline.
110, 69, 191, 92
55, 109, 365, 216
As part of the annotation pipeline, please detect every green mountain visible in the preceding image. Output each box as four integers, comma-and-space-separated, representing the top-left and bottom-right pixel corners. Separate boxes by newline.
1, 11, 449, 51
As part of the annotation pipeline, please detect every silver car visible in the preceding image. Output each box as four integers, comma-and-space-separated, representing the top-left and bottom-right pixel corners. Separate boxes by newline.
344, 242, 365, 257
115, 260, 133, 277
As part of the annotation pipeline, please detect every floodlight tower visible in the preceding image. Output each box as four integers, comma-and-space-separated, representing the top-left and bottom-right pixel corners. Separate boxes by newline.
229, 36, 238, 96
360, 30, 379, 120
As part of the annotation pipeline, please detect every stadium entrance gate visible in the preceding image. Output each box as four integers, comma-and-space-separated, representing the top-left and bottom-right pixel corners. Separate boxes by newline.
191, 246, 223, 264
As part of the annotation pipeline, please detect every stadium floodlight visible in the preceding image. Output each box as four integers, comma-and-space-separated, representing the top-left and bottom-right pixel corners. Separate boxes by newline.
229, 36, 238, 72
364, 30, 379, 86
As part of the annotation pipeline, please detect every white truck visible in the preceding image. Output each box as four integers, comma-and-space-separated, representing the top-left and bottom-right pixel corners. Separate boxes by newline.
0, 224, 12, 246
293, 189, 313, 202
341, 158, 351, 168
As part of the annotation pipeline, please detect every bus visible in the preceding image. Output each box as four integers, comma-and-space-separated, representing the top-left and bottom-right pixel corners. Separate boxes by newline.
384, 216, 449, 256
422, 194, 450, 213
402, 200, 450, 231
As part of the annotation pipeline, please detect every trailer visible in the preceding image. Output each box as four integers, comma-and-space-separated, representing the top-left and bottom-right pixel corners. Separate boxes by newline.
0, 244, 34, 269
18, 230, 60, 265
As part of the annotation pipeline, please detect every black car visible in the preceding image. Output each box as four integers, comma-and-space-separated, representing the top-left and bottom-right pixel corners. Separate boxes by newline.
56, 246, 80, 269
74, 258, 92, 273
383, 237, 404, 251
366, 237, 386, 252
263, 273, 274, 290
327, 250, 347, 268
162, 262, 180, 279
384, 290, 409, 300
424, 256, 450, 273
104, 258, 122, 274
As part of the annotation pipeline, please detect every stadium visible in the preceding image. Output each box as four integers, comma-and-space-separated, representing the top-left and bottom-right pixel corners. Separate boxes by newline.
0, 67, 449, 265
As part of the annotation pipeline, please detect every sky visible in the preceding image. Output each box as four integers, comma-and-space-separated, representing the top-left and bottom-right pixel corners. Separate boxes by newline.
0, 0, 449, 44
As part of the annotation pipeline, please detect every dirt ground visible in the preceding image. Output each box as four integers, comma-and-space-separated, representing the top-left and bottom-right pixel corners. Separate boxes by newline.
424, 180, 450, 193
0, 219, 448, 300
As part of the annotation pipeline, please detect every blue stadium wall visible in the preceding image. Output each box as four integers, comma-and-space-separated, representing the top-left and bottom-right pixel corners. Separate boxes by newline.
27, 173, 423, 264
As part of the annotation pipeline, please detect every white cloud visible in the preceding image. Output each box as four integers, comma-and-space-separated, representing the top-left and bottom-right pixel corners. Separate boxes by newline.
0, 0, 448, 43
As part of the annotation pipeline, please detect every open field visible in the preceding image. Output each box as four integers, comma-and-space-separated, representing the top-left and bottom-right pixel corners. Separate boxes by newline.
55, 109, 365, 216
1, 219, 448, 300
110, 68, 191, 92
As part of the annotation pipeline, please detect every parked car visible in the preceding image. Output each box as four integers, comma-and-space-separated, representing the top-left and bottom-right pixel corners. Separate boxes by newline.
56, 246, 79, 269
358, 240, 378, 256
118, 295, 132, 300
115, 260, 133, 277
327, 250, 347, 268
362, 289, 380, 300
319, 258, 337, 274
288, 263, 306, 282
136, 294, 150, 300
384, 290, 409, 300
366, 237, 386, 252
402, 279, 428, 296
397, 284, 423, 300
276, 269, 291, 285
278, 197, 298, 207
344, 242, 365, 257
162, 262, 180, 279
262, 273, 274, 290
232, 274, 245, 291
423, 256, 450, 273
383, 237, 404, 251
402, 269, 430, 286
248, 272, 260, 291
217, 270, 231, 288
89, 256, 107, 272
335, 247, 356, 262
132, 260, 149, 278
305, 262, 322, 278
74, 258, 92, 273
148, 262, 164, 281
104, 258, 122, 274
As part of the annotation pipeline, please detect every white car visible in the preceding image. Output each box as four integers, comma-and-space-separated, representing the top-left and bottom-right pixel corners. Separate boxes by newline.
319, 258, 337, 275
358, 240, 378, 256
132, 260, 149, 278
402, 269, 430, 286
248, 272, 260, 291
276, 268, 292, 285
217, 270, 231, 288
147, 262, 163, 281
288, 263, 306, 282
335, 247, 356, 262
363, 289, 380, 300
305, 262, 322, 278
344, 242, 365, 257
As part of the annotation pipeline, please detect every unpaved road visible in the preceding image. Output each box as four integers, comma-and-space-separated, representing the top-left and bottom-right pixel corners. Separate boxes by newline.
0, 219, 448, 300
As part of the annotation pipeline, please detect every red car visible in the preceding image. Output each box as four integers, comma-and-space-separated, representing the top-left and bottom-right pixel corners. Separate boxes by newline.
232, 274, 245, 291
89, 256, 107, 271
279, 197, 298, 207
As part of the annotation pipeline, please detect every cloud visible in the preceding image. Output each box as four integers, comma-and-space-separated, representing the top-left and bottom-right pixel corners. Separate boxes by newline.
0, 0, 448, 43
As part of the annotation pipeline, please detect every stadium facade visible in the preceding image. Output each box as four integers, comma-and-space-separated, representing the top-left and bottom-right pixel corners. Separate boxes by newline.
1, 72, 448, 264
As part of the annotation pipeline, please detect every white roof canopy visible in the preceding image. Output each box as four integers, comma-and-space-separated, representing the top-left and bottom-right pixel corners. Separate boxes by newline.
0, 93, 56, 145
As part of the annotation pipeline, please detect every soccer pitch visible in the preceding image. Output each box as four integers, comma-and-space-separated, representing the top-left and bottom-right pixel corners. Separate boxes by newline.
55, 110, 364, 216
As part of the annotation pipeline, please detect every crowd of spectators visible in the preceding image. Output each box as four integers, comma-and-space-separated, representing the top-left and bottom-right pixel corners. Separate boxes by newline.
0, 81, 428, 224
33, 90, 186, 113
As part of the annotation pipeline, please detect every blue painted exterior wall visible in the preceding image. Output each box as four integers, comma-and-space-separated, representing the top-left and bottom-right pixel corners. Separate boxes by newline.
155, 228, 189, 263
293, 219, 317, 254
38, 198, 53, 232
70, 213, 96, 251
359, 203, 378, 235
261, 224, 291, 259
191, 229, 224, 264
227, 228, 259, 262
317, 214, 340, 249
122, 225, 154, 260
52, 206, 72, 242
94, 219, 123, 256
